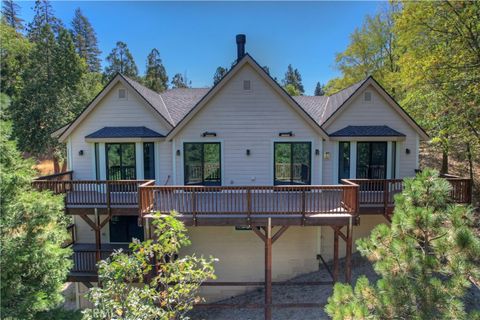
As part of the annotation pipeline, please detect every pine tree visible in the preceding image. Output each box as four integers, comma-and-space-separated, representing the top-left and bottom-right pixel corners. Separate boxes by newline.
213, 66, 227, 85
314, 82, 325, 96
282, 64, 304, 95
27, 0, 63, 42
144, 48, 168, 92
171, 73, 189, 88
104, 41, 138, 81
0, 119, 72, 319
71, 8, 101, 72
13, 25, 86, 166
325, 169, 480, 319
1, 0, 24, 32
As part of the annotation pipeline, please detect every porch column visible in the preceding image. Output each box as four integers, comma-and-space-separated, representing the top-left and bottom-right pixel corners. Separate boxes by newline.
345, 217, 353, 284
94, 208, 101, 261
333, 228, 339, 282
265, 218, 272, 320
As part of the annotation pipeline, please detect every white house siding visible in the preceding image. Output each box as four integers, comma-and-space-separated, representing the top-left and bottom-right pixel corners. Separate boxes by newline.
180, 226, 319, 301
68, 82, 170, 182
323, 85, 420, 184
172, 64, 323, 186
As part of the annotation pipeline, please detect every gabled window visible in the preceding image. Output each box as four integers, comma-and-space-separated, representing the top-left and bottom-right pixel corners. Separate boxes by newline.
274, 142, 311, 185
184, 142, 221, 186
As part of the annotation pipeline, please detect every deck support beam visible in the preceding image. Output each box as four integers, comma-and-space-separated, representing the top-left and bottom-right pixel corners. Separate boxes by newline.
330, 220, 353, 284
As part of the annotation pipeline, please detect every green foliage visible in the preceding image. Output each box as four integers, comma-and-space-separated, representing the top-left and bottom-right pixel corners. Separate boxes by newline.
12, 25, 90, 159
104, 41, 139, 81
282, 64, 304, 95
171, 73, 189, 89
83, 212, 216, 320
144, 48, 168, 92
0, 120, 72, 319
27, 0, 63, 42
213, 66, 228, 85
0, 22, 32, 99
325, 169, 480, 319
1, 0, 24, 31
71, 8, 101, 73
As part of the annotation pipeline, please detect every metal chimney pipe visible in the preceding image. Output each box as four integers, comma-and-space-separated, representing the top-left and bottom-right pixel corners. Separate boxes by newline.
236, 34, 246, 62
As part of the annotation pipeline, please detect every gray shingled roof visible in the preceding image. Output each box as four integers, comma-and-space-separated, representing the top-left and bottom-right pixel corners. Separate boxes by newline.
330, 125, 406, 137
121, 74, 368, 128
85, 126, 165, 138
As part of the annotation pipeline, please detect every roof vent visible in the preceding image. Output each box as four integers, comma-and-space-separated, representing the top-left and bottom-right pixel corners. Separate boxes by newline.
236, 34, 246, 62
364, 91, 372, 102
118, 88, 127, 100
243, 80, 251, 90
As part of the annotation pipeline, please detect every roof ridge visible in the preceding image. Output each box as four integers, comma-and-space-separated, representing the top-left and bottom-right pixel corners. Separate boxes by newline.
327, 77, 368, 97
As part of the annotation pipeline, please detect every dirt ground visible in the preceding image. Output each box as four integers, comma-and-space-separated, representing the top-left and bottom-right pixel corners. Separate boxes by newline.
189, 253, 480, 320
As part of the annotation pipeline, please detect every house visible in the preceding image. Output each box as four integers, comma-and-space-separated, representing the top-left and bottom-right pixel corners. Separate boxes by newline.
35, 34, 471, 313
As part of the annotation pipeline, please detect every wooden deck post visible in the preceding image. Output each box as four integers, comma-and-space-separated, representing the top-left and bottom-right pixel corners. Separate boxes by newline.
345, 217, 353, 284
94, 208, 101, 262
265, 218, 272, 320
333, 228, 339, 282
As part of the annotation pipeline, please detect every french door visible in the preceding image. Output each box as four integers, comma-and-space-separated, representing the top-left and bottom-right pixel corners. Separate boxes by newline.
184, 142, 221, 186
105, 143, 136, 180
274, 142, 311, 185
356, 142, 387, 179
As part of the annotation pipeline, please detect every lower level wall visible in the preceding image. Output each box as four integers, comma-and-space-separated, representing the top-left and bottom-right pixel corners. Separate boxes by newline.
180, 226, 319, 302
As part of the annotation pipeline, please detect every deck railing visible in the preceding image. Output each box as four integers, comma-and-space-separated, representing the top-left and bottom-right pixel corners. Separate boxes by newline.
32, 179, 154, 207
139, 184, 359, 218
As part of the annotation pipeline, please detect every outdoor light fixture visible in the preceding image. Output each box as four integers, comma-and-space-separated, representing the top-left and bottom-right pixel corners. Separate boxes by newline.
405, 148, 411, 154
202, 131, 217, 137
323, 152, 331, 160
176, 150, 181, 156
78, 150, 84, 156
315, 149, 320, 156
246, 149, 251, 156
278, 131, 294, 137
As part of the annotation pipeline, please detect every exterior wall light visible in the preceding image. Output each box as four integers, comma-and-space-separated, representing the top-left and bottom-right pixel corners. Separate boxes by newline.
246, 149, 251, 156
78, 150, 84, 156
315, 149, 320, 156
176, 150, 181, 156
323, 152, 331, 160
278, 131, 294, 137
202, 131, 217, 137
405, 148, 411, 154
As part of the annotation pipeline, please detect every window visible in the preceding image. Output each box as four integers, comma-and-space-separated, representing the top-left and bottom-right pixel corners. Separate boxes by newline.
109, 216, 144, 243
106, 143, 136, 180
274, 142, 311, 185
143, 142, 155, 180
364, 91, 372, 102
184, 142, 221, 185
338, 142, 350, 182
94, 143, 100, 180
357, 142, 387, 179
118, 89, 127, 99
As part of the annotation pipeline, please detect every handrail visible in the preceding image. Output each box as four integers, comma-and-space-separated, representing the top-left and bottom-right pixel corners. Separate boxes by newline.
35, 171, 73, 181
139, 184, 359, 218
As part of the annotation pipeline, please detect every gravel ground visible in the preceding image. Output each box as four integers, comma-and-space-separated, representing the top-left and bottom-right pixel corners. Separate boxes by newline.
189, 253, 480, 320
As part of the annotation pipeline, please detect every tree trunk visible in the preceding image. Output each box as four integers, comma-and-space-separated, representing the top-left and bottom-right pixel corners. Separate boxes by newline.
60, 161, 67, 173
466, 143, 473, 182
53, 157, 60, 174
441, 150, 449, 175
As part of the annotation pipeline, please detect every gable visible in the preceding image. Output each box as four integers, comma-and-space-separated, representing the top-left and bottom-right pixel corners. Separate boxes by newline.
323, 80, 429, 140
58, 75, 173, 142
167, 54, 328, 140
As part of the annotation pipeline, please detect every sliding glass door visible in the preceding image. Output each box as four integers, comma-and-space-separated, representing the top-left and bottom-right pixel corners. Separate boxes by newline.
106, 143, 136, 180
356, 142, 387, 179
184, 142, 221, 185
274, 142, 311, 185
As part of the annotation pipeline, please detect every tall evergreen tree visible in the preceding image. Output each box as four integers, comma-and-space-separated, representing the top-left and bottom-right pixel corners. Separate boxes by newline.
213, 66, 227, 85
1, 0, 24, 32
314, 82, 325, 96
27, 0, 63, 42
13, 25, 85, 166
70, 8, 101, 72
282, 64, 304, 95
104, 41, 138, 81
144, 48, 168, 92
171, 73, 189, 88
0, 119, 72, 319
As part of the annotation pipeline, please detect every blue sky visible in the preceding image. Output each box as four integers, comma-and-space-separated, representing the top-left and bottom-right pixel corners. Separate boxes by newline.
19, 1, 380, 94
